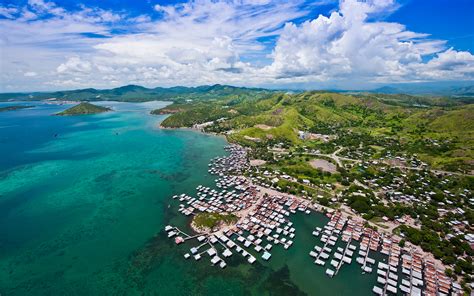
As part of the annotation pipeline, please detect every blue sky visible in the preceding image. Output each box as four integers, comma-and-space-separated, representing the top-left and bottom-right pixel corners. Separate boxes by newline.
0, 0, 473, 92
388, 0, 474, 52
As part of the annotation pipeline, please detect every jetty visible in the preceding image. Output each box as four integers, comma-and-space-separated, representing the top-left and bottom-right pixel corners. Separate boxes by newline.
357, 228, 379, 273
310, 212, 349, 273
400, 248, 424, 295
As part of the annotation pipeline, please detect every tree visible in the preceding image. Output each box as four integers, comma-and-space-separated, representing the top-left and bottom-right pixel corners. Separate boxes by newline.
442, 256, 456, 265
399, 239, 405, 248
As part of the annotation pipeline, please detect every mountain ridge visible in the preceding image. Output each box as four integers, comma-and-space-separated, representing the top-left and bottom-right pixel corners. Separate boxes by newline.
0, 84, 273, 102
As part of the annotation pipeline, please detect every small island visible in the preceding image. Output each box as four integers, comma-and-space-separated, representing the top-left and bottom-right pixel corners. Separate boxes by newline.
191, 212, 238, 233
56, 102, 111, 116
0, 105, 33, 112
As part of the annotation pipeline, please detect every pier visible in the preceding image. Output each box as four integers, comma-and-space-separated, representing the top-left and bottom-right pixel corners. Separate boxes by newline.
334, 236, 354, 276
309, 212, 349, 276
400, 248, 423, 295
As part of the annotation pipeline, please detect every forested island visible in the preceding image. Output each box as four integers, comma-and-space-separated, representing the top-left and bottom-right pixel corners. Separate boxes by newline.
56, 102, 111, 115
0, 105, 33, 112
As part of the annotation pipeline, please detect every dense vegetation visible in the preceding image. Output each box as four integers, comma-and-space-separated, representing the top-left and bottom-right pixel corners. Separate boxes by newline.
193, 212, 238, 230
156, 90, 473, 291
0, 84, 273, 102
56, 102, 111, 115
157, 91, 474, 172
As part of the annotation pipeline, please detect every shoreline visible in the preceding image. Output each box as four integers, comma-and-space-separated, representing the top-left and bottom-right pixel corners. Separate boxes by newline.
160, 114, 458, 282
156, 120, 229, 141
188, 175, 451, 273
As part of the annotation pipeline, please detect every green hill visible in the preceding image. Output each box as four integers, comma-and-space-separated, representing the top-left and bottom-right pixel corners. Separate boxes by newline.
0, 84, 274, 102
56, 102, 111, 116
156, 91, 473, 171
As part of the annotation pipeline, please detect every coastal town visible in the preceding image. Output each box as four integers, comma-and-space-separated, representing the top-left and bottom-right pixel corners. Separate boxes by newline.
165, 141, 472, 295
2, 0, 473, 294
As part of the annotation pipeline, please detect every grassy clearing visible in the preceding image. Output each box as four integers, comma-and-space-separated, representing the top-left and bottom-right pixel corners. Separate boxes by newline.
193, 212, 238, 230
159, 91, 474, 171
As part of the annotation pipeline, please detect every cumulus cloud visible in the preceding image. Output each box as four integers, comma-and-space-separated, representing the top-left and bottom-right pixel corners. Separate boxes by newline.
1, 0, 473, 91
0, 6, 18, 19
265, 0, 473, 83
57, 57, 92, 74
23, 0, 313, 88
415, 49, 474, 80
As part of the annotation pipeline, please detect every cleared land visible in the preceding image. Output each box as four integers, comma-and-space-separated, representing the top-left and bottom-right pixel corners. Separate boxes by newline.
309, 158, 337, 173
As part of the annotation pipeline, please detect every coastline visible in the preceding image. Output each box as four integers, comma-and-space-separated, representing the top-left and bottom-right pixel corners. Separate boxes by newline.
156, 118, 229, 141
158, 111, 458, 287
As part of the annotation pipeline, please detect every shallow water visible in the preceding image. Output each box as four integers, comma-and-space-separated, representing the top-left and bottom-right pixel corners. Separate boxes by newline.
0, 101, 381, 295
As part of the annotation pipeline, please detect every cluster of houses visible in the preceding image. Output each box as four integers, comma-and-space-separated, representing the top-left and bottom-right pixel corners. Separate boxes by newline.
354, 163, 472, 242
307, 211, 463, 295
208, 144, 249, 176
163, 141, 470, 295
192, 117, 226, 130
173, 178, 257, 216
165, 144, 316, 268
166, 189, 313, 269
298, 130, 335, 142
310, 212, 354, 276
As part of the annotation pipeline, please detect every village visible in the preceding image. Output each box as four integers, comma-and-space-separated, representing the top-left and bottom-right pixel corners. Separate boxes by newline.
164, 142, 472, 295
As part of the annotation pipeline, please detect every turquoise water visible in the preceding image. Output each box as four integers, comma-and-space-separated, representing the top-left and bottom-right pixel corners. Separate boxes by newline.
0, 101, 378, 295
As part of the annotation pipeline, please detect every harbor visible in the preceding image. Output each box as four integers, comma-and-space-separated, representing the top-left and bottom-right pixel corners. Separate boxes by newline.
308, 212, 462, 295
163, 143, 464, 296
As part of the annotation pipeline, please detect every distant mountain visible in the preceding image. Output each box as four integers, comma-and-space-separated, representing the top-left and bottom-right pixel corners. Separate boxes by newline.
448, 85, 474, 96
0, 84, 274, 102
370, 84, 474, 96
371, 86, 402, 94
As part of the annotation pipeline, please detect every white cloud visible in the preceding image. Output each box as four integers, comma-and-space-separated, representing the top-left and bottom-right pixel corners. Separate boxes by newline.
1, 0, 473, 91
414, 49, 474, 80
11, 0, 313, 89
57, 57, 92, 74
153, 4, 176, 16
0, 6, 18, 19
264, 0, 473, 84
28, 0, 66, 16
24, 71, 38, 77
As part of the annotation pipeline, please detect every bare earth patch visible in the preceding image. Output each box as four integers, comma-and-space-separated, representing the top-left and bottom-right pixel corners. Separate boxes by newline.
384, 158, 406, 167
244, 135, 261, 142
309, 159, 337, 173
250, 159, 267, 166
255, 124, 273, 130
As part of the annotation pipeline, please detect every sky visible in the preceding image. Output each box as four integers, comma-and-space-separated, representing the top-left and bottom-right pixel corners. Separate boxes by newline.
0, 0, 473, 92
